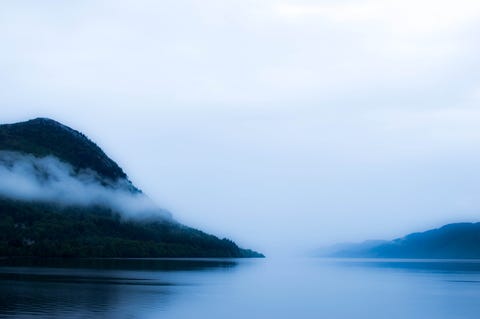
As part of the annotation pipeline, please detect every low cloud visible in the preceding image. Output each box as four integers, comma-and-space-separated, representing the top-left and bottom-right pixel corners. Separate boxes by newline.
0, 151, 171, 220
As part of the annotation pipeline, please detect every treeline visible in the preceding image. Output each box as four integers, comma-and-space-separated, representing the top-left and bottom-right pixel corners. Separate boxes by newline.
0, 198, 263, 258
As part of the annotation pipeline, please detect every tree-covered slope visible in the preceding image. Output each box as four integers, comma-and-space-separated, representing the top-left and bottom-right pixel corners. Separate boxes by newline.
0, 118, 128, 182
0, 118, 263, 258
0, 198, 261, 258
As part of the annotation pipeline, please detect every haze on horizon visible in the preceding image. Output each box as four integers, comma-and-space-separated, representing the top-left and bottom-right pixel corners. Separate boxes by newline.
1, 0, 480, 256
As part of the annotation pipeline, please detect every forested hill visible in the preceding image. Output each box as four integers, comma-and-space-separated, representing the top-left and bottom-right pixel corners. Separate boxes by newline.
0, 118, 263, 258
0, 118, 128, 182
0, 197, 262, 258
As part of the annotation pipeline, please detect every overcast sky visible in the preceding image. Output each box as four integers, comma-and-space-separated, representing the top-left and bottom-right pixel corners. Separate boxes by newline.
2, 0, 480, 255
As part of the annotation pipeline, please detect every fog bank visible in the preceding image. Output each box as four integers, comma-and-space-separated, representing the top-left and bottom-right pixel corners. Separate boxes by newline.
0, 151, 171, 220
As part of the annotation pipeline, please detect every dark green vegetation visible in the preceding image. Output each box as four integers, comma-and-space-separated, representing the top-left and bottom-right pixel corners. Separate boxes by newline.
0, 118, 127, 182
325, 223, 480, 259
0, 118, 263, 258
0, 198, 261, 258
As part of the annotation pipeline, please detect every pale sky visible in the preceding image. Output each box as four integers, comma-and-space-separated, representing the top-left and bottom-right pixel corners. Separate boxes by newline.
1, 0, 480, 255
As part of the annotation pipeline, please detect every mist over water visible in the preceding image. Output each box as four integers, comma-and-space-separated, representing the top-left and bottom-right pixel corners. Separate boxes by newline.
0, 151, 171, 220
1, 258, 480, 319
0, 2, 479, 318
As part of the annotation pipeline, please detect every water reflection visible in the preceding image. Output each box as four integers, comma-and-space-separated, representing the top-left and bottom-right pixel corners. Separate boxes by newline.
3, 258, 480, 319
0, 258, 240, 319
330, 258, 480, 273
0, 257, 239, 271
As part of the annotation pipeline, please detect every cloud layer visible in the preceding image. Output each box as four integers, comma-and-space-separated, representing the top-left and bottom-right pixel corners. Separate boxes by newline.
0, 151, 171, 220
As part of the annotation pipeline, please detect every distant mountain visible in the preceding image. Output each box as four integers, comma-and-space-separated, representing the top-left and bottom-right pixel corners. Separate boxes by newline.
321, 223, 480, 259
0, 118, 263, 258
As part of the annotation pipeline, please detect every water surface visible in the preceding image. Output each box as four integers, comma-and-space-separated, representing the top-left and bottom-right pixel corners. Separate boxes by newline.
1, 258, 480, 318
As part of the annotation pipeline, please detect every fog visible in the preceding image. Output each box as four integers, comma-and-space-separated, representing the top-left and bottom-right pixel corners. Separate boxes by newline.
1, 0, 480, 255
0, 151, 171, 220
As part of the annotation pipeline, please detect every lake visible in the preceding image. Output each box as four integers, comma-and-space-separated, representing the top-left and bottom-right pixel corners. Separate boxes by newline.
1, 258, 480, 318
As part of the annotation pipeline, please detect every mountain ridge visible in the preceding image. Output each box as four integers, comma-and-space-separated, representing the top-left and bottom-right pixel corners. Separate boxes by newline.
0, 117, 263, 258
0, 117, 131, 184
321, 222, 480, 259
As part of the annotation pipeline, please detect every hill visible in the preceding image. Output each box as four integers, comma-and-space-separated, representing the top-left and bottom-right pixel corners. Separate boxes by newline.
322, 223, 480, 259
0, 118, 128, 182
0, 118, 263, 258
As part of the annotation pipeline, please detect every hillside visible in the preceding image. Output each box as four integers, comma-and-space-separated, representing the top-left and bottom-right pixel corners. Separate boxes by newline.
0, 118, 128, 182
0, 118, 263, 258
322, 223, 480, 259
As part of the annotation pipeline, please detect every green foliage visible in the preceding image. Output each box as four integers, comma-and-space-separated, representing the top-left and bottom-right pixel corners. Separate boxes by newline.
0, 198, 264, 258
0, 118, 128, 182
0, 117, 264, 258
